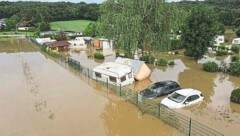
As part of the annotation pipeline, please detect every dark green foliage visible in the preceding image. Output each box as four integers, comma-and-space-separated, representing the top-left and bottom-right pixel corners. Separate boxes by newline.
140, 55, 155, 64
182, 5, 221, 59
229, 62, 240, 76
170, 39, 183, 50
38, 22, 50, 31
230, 88, 240, 104
203, 61, 219, 72
0, 2, 100, 22
219, 45, 226, 50
156, 58, 168, 66
94, 53, 105, 59
83, 22, 99, 37
168, 61, 175, 66
174, 51, 179, 54
232, 55, 240, 62
216, 50, 228, 56
235, 27, 240, 37
231, 45, 240, 54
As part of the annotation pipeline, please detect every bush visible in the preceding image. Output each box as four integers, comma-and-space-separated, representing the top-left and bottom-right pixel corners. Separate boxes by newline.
232, 56, 240, 62
203, 61, 219, 72
94, 53, 105, 59
219, 44, 226, 50
216, 50, 228, 56
170, 39, 183, 50
156, 58, 168, 66
168, 60, 175, 65
140, 55, 155, 64
174, 51, 179, 54
230, 88, 240, 104
229, 62, 240, 76
231, 45, 240, 54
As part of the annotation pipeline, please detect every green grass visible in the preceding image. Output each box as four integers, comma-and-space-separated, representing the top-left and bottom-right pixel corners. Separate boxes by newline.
0, 31, 35, 36
50, 20, 93, 31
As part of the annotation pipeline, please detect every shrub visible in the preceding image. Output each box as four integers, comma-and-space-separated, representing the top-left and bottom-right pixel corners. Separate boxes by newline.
216, 50, 228, 56
174, 51, 179, 54
232, 56, 240, 62
156, 58, 168, 66
229, 62, 240, 76
170, 39, 183, 50
203, 61, 219, 72
168, 60, 175, 65
231, 45, 240, 54
140, 55, 155, 64
94, 53, 105, 59
230, 88, 240, 104
219, 44, 226, 50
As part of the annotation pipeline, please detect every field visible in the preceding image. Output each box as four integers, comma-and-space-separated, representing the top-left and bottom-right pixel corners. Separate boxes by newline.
50, 20, 93, 31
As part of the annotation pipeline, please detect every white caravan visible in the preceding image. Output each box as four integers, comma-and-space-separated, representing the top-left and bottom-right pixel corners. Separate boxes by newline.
92, 62, 134, 86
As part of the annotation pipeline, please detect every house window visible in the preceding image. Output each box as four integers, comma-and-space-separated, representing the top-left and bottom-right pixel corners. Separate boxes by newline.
109, 76, 117, 82
128, 72, 132, 78
95, 72, 101, 78
121, 76, 126, 82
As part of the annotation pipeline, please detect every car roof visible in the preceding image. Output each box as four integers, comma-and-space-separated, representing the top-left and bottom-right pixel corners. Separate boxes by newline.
155, 80, 178, 86
175, 88, 201, 96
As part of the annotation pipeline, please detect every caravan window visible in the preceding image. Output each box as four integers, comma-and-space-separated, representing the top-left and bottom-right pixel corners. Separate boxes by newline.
109, 76, 117, 82
95, 72, 101, 78
128, 72, 132, 78
121, 76, 126, 82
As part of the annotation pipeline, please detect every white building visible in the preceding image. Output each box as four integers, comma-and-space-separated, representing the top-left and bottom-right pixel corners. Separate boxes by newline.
92, 62, 135, 86
36, 38, 56, 45
68, 37, 87, 49
232, 38, 240, 45
214, 35, 225, 46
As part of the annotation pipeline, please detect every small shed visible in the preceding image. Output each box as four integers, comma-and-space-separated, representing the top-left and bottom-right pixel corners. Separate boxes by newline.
232, 38, 240, 45
115, 57, 151, 81
92, 38, 113, 49
44, 41, 70, 52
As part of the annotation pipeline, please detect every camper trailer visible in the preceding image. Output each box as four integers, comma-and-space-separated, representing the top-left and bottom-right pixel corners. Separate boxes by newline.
92, 62, 134, 86
232, 38, 240, 45
68, 37, 87, 49
214, 35, 225, 46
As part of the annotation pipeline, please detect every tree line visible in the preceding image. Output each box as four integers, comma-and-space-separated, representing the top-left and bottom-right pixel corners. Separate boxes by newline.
0, 1, 100, 23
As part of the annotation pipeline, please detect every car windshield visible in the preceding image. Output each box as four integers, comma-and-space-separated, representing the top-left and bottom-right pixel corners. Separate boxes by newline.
168, 92, 186, 103
149, 83, 164, 90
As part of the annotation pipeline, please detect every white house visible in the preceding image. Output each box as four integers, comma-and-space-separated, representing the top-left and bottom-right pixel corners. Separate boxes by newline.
232, 38, 240, 45
17, 21, 35, 31
68, 37, 87, 49
92, 62, 135, 86
214, 35, 225, 46
115, 57, 151, 81
36, 38, 56, 45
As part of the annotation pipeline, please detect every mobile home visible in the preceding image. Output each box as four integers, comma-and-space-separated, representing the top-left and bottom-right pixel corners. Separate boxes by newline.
68, 37, 87, 49
92, 62, 134, 86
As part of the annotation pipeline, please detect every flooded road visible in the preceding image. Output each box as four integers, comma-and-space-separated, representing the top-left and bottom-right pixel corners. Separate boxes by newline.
0, 38, 180, 136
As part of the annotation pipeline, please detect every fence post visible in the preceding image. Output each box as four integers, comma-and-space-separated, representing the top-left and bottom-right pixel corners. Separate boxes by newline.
158, 104, 161, 118
136, 92, 138, 105
189, 118, 192, 136
107, 78, 108, 89
119, 84, 121, 96
87, 68, 90, 78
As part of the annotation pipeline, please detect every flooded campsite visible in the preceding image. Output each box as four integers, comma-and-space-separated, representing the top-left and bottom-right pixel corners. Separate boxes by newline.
1, 37, 240, 136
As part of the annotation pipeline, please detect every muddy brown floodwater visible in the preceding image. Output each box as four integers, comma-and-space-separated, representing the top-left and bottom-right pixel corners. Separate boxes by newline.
0, 39, 181, 136
69, 48, 240, 135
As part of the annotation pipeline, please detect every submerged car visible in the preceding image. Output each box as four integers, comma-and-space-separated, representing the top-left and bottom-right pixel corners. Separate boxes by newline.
138, 80, 181, 100
160, 88, 204, 109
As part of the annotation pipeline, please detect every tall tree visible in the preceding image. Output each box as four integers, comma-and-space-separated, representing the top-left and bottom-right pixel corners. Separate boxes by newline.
182, 4, 220, 59
100, 0, 186, 57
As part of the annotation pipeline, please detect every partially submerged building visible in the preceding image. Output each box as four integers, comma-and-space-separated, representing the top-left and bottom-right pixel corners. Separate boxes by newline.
115, 57, 151, 81
44, 41, 70, 52
68, 37, 87, 49
36, 38, 56, 45
92, 62, 135, 86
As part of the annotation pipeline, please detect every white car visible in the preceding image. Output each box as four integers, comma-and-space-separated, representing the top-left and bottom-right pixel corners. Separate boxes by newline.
161, 88, 204, 109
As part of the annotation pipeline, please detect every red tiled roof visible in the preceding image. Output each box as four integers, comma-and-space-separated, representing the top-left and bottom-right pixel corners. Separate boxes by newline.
45, 41, 70, 47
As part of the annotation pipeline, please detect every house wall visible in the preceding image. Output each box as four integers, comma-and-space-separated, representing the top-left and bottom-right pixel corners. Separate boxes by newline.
18, 27, 29, 30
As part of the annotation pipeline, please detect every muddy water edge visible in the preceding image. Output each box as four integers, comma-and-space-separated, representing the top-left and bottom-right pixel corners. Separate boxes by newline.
0, 37, 181, 135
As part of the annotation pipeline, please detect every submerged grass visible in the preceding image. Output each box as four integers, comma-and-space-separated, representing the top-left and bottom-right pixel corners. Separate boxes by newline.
0, 37, 38, 53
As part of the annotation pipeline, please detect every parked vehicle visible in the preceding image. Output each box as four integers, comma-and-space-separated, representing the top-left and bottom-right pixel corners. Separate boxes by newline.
161, 88, 204, 109
138, 81, 181, 101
